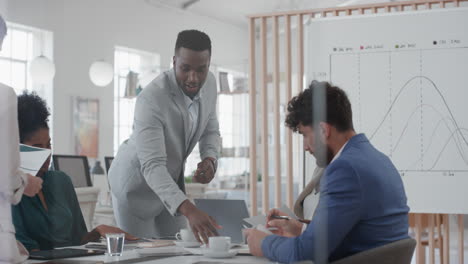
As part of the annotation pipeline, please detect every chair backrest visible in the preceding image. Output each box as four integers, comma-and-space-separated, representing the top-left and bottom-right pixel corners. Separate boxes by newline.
52, 154, 91, 187
331, 238, 416, 264
104, 156, 114, 174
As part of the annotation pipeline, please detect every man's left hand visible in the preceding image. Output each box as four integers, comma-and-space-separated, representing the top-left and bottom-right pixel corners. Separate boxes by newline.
193, 158, 215, 184
243, 228, 269, 257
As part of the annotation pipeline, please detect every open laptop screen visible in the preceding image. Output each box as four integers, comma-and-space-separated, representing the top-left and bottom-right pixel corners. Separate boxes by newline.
194, 199, 250, 244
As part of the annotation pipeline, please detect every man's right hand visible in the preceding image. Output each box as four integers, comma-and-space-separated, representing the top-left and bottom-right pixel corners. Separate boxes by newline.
266, 208, 303, 237
23, 174, 43, 197
178, 200, 221, 244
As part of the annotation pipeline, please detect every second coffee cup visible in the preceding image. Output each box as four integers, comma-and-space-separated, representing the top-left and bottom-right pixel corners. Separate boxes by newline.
175, 228, 197, 242
208, 236, 231, 253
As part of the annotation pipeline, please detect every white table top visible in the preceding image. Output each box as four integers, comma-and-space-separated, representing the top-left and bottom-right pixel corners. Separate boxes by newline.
28, 245, 276, 264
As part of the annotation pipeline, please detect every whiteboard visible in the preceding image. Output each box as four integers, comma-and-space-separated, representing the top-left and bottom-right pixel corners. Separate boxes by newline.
305, 8, 468, 214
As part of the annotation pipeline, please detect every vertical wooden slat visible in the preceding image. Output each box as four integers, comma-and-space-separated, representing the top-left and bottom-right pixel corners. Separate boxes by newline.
273, 15, 281, 209
458, 214, 464, 264
427, 2, 432, 9
429, 214, 435, 264
440, 1, 446, 7
359, 8, 364, 14
372, 7, 378, 13
412, 3, 418, 10
455, 0, 460, 7
248, 17, 258, 216
297, 14, 304, 102
290, 14, 303, 210
260, 17, 269, 215
385, 5, 391, 12
346, 9, 352, 15
334, 10, 339, 16
415, 214, 423, 264
285, 15, 294, 209
437, 215, 444, 264
443, 214, 450, 264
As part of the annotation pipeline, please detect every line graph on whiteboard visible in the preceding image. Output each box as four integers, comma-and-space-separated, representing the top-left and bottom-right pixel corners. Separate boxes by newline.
329, 47, 468, 176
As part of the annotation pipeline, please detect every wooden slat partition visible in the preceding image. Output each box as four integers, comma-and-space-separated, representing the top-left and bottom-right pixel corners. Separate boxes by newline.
248, 0, 466, 18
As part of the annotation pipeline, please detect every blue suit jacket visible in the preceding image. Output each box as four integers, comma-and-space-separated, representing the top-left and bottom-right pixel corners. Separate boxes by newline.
262, 134, 409, 263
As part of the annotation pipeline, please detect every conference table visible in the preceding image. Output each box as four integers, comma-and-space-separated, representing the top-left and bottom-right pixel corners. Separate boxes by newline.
28, 244, 277, 264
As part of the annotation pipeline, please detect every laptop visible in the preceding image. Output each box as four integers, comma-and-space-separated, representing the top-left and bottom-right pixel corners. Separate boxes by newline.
29, 248, 105, 260
194, 199, 250, 244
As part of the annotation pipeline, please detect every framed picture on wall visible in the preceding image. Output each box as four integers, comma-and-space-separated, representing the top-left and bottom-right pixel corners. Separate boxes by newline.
72, 97, 99, 158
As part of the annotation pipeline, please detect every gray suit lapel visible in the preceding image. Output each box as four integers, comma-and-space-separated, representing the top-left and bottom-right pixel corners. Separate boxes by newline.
168, 70, 190, 151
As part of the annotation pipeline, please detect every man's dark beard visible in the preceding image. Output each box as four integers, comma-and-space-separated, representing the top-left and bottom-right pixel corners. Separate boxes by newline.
315, 143, 333, 167
326, 146, 334, 165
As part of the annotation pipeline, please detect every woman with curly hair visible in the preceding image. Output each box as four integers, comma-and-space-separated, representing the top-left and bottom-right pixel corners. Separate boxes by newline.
11, 91, 136, 252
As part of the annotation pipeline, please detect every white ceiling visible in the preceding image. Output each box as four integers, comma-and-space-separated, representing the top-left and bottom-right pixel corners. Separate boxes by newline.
145, 0, 402, 29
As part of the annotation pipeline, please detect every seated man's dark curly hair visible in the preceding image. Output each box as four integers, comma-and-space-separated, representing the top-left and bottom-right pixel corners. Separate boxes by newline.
17, 91, 50, 143
285, 81, 354, 132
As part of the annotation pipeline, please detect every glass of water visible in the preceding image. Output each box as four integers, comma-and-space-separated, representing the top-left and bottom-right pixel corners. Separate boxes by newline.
106, 233, 125, 256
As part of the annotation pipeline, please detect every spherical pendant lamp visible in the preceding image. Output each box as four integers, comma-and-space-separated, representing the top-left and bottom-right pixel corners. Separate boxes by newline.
29, 55, 56, 84
89, 61, 113, 87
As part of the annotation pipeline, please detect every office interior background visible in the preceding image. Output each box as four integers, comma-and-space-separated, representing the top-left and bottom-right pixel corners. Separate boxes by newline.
1, 0, 468, 263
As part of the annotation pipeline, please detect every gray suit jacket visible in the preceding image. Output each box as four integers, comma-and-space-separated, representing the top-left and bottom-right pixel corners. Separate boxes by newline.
109, 69, 220, 220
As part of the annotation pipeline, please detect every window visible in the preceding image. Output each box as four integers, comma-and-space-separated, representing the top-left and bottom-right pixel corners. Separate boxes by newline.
184, 68, 250, 198
0, 21, 53, 107
113, 46, 160, 154
0, 22, 54, 138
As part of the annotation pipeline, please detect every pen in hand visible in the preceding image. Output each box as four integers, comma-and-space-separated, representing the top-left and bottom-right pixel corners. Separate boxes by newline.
271, 215, 311, 224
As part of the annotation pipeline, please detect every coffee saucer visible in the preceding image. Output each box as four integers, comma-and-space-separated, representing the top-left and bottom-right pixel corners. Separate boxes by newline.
174, 241, 202, 248
203, 249, 238, 258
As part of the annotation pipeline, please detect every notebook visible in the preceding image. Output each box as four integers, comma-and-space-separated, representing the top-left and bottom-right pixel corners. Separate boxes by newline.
29, 248, 105, 260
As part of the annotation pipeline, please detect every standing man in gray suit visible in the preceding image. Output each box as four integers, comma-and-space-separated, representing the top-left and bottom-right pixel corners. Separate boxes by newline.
109, 30, 221, 244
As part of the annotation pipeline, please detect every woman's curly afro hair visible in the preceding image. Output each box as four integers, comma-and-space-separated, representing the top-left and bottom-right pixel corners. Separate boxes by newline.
17, 91, 50, 143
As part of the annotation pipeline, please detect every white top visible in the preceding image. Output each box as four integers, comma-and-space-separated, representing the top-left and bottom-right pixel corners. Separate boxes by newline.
303, 189, 320, 222
0, 84, 27, 203
0, 83, 28, 263
183, 93, 200, 150
301, 141, 349, 232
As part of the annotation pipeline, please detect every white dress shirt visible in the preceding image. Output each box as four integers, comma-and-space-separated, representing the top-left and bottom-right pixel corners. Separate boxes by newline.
183, 93, 200, 149
0, 83, 28, 263
302, 141, 349, 232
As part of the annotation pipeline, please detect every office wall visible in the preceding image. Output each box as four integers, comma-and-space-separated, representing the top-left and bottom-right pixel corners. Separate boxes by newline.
0, 0, 248, 161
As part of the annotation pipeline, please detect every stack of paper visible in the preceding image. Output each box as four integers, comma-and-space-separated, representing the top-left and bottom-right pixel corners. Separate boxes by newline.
19, 144, 51, 176
135, 239, 175, 248
135, 247, 189, 257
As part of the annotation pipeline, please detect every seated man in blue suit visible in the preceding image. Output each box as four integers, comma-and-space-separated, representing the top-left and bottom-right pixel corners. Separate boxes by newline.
244, 81, 410, 264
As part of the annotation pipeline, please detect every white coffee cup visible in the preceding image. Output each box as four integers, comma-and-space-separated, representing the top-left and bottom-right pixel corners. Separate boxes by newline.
208, 236, 231, 253
175, 228, 197, 242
